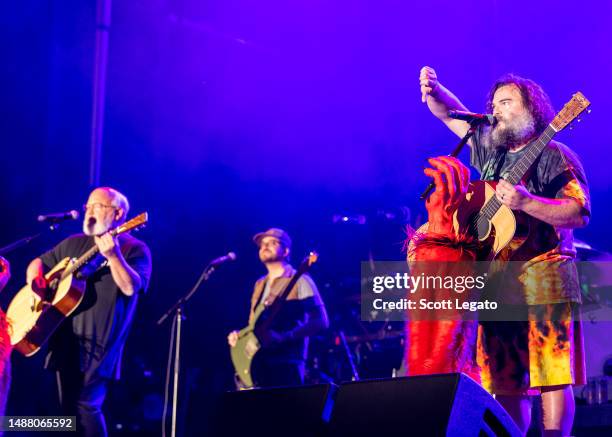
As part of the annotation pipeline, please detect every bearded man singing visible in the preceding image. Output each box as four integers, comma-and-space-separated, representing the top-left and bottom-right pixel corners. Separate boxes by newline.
418, 67, 590, 437
26, 187, 152, 437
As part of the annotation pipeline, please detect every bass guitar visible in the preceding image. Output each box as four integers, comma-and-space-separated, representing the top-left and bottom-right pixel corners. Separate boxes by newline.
231, 252, 318, 389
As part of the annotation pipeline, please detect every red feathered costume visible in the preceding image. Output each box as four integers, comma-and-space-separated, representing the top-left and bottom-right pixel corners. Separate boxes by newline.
0, 256, 12, 417
405, 156, 480, 382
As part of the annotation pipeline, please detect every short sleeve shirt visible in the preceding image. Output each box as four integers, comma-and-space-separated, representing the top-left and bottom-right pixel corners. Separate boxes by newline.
39, 233, 152, 379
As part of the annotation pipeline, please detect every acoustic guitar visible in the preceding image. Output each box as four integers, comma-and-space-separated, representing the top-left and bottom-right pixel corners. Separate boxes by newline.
231, 252, 318, 389
6, 213, 148, 356
417, 92, 591, 260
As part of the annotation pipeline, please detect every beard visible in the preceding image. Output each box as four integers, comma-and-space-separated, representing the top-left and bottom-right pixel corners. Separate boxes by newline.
259, 249, 284, 264
83, 216, 113, 236
485, 111, 536, 150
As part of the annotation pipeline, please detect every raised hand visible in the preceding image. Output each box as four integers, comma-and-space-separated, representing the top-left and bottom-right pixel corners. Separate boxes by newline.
420, 66, 439, 103
423, 156, 470, 234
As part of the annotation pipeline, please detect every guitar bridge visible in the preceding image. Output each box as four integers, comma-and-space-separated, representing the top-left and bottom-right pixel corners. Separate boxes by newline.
30, 296, 52, 312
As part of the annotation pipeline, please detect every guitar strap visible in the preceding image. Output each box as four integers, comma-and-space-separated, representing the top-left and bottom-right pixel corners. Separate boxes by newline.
79, 233, 131, 279
253, 279, 268, 309
493, 138, 540, 182
492, 149, 507, 180
75, 252, 108, 280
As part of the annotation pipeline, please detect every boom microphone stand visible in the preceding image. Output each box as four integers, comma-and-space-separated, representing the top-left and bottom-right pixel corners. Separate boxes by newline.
0, 220, 67, 256
157, 253, 235, 437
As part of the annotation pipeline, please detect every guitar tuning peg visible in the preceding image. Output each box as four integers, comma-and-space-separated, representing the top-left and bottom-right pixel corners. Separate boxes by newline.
569, 124, 575, 130
577, 118, 582, 122
587, 108, 592, 114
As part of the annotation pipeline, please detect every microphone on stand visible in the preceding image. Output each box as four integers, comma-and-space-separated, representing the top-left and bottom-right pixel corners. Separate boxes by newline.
209, 252, 237, 267
448, 110, 496, 125
37, 210, 80, 223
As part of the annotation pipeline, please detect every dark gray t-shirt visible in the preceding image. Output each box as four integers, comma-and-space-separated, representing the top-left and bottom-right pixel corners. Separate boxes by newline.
40, 233, 151, 380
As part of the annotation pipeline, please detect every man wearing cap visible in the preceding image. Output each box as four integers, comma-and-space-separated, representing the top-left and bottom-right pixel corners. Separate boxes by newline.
228, 228, 329, 387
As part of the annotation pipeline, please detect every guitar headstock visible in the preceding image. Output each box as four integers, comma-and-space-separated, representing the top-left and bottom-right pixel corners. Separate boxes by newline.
113, 212, 148, 236
297, 251, 319, 274
551, 91, 591, 132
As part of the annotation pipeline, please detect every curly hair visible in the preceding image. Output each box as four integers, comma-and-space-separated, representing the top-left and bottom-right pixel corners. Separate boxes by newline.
485, 74, 555, 135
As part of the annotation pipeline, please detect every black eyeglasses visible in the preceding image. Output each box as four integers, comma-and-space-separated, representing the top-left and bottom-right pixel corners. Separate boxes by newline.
82, 203, 116, 213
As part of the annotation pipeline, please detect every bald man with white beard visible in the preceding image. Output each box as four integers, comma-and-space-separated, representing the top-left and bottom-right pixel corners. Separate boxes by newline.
26, 187, 152, 437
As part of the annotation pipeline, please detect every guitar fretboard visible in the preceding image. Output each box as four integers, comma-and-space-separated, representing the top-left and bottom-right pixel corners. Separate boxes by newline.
59, 227, 122, 281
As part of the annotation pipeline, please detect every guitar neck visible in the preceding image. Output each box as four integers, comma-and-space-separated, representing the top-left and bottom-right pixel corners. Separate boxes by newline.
59, 227, 122, 280
256, 252, 318, 328
504, 125, 556, 185
258, 270, 306, 326
60, 245, 100, 280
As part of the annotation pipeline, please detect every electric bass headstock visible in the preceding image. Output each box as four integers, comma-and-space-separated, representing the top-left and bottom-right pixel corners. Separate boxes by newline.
297, 251, 319, 275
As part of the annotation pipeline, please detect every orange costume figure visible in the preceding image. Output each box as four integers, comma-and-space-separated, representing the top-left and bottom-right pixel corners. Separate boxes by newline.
405, 156, 481, 382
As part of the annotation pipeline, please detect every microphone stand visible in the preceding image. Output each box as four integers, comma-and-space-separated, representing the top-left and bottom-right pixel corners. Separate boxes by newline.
156, 261, 222, 437
0, 234, 43, 257
420, 119, 484, 200
337, 330, 360, 382
0, 223, 64, 256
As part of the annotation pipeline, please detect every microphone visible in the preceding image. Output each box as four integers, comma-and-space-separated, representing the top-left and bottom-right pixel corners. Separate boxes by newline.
448, 110, 496, 125
37, 210, 80, 223
209, 252, 237, 267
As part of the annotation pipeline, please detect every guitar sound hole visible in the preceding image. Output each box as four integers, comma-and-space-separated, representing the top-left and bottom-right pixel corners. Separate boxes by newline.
476, 217, 491, 241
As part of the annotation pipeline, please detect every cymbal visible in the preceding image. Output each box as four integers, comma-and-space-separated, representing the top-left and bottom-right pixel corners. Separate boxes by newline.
575, 239, 612, 261
574, 239, 594, 250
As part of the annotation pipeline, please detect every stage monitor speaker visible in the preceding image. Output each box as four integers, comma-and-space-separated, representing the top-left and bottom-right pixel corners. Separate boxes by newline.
328, 373, 520, 437
209, 383, 336, 437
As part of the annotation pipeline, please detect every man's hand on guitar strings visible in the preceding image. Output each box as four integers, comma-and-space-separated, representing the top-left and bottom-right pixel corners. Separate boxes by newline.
95, 232, 121, 259
495, 179, 532, 210
419, 66, 439, 103
423, 156, 470, 235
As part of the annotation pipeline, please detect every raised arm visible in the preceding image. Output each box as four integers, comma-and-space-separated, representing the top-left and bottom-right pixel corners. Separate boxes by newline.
420, 66, 472, 139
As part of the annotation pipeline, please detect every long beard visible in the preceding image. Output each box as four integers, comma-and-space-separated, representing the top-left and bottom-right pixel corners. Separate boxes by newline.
485, 111, 536, 150
83, 216, 113, 236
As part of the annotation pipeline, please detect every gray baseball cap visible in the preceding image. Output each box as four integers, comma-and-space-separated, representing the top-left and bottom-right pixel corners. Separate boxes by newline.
253, 228, 292, 249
